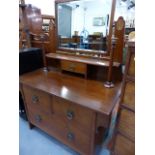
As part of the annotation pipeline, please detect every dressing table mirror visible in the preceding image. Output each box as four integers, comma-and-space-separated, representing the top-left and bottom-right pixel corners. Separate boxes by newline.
57, 0, 112, 53
55, 0, 116, 58
46, 0, 124, 87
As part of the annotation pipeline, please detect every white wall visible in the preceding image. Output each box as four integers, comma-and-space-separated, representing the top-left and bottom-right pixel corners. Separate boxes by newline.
114, 0, 135, 27
84, 1, 111, 36
25, 0, 55, 15
71, 0, 112, 36
24, 0, 135, 32
71, 5, 84, 36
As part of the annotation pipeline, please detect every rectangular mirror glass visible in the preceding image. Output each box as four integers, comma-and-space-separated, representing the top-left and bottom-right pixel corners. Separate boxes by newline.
56, 0, 112, 52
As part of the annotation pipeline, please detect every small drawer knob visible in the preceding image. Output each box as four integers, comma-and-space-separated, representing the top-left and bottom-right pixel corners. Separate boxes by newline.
68, 67, 74, 71
68, 63, 76, 71
67, 132, 75, 141
35, 115, 42, 123
32, 95, 39, 104
66, 110, 74, 120
70, 63, 76, 68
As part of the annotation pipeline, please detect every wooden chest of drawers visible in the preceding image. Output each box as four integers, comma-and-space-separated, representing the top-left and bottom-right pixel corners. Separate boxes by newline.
20, 69, 121, 155
22, 85, 94, 155
112, 41, 135, 155
61, 60, 87, 78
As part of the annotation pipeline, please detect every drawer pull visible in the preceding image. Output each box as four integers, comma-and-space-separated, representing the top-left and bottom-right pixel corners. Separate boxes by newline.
68, 64, 76, 71
68, 66, 75, 71
67, 132, 75, 141
66, 111, 74, 120
35, 115, 42, 123
70, 63, 76, 68
32, 95, 39, 104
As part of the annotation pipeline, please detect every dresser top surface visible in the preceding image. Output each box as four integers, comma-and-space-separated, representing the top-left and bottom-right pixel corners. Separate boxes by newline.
20, 69, 121, 115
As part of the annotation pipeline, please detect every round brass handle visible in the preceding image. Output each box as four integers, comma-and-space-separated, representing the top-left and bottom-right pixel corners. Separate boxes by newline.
66, 111, 74, 120
67, 132, 74, 141
32, 95, 39, 104
35, 115, 42, 123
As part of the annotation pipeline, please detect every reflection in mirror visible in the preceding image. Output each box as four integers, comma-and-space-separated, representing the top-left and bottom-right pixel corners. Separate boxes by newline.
57, 0, 112, 52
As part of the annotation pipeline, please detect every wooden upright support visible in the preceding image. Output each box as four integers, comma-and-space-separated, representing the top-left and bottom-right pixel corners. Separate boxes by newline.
19, 0, 31, 48
107, 0, 117, 54
104, 37, 117, 88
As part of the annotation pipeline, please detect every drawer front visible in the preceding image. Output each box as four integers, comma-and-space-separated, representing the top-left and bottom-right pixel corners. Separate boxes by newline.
128, 53, 135, 76
65, 124, 91, 155
28, 108, 53, 133
122, 82, 135, 110
61, 60, 87, 74
118, 108, 135, 141
23, 85, 53, 115
29, 108, 92, 155
28, 108, 69, 142
52, 116, 92, 155
114, 133, 135, 155
53, 96, 94, 132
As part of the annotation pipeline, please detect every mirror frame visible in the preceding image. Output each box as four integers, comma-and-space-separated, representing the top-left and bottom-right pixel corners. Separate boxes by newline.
55, 0, 117, 55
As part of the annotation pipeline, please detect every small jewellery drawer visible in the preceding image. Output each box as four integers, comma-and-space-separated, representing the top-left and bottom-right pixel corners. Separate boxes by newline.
114, 133, 135, 155
122, 82, 135, 110
22, 85, 53, 115
117, 108, 135, 141
128, 53, 135, 76
61, 60, 87, 74
52, 96, 94, 131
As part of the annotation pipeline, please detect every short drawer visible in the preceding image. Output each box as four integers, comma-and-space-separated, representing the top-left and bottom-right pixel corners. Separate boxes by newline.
122, 82, 135, 111
61, 60, 87, 74
28, 108, 52, 131
65, 124, 92, 155
118, 108, 135, 141
52, 96, 95, 132
28, 108, 68, 142
51, 116, 92, 155
23, 85, 53, 115
113, 133, 135, 155
128, 53, 135, 76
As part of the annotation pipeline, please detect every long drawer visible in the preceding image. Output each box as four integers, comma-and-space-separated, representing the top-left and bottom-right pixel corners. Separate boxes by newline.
122, 81, 135, 111
52, 96, 95, 133
28, 107, 92, 155
61, 60, 87, 75
23, 86, 94, 133
113, 133, 135, 155
117, 108, 135, 141
23, 85, 53, 116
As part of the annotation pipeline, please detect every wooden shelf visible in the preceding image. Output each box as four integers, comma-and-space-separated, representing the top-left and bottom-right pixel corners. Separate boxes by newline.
46, 53, 120, 67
